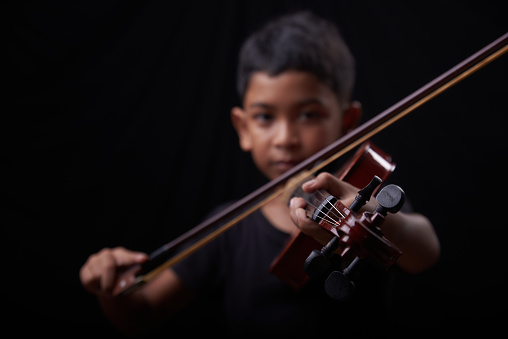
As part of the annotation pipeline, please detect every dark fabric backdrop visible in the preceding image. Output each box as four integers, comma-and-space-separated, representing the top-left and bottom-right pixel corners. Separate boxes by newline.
2, 0, 507, 337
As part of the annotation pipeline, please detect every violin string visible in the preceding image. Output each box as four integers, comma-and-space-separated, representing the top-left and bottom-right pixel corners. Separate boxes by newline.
301, 197, 343, 226
303, 208, 341, 226
300, 196, 341, 223
314, 190, 346, 219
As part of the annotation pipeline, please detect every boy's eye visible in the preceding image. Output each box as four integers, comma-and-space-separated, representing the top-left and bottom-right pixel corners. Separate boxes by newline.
299, 111, 320, 121
253, 112, 273, 123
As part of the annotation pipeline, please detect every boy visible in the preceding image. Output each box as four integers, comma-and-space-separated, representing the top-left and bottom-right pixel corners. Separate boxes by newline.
80, 11, 439, 337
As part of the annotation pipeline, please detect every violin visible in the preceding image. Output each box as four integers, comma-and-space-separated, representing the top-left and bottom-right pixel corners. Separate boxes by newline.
282, 172, 406, 301
111, 32, 508, 297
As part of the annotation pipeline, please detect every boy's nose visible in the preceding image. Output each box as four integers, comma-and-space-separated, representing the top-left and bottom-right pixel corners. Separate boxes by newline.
273, 121, 299, 148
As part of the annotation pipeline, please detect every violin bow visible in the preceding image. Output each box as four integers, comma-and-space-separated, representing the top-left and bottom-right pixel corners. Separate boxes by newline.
114, 31, 508, 295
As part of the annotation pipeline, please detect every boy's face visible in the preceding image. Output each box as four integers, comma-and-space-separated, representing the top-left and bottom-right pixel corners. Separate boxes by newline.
232, 70, 360, 180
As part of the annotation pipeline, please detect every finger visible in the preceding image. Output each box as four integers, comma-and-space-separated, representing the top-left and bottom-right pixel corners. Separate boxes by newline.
293, 206, 314, 233
80, 250, 116, 295
99, 247, 149, 294
90, 248, 120, 294
297, 207, 334, 245
79, 264, 100, 295
301, 173, 343, 194
289, 197, 307, 228
111, 247, 149, 267
290, 197, 335, 246
295, 207, 308, 230
302, 173, 357, 205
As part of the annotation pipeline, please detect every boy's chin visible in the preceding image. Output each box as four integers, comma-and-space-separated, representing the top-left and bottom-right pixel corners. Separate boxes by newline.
273, 161, 299, 173
266, 167, 296, 181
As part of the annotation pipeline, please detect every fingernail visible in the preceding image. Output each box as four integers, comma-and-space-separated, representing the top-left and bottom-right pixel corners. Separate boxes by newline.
136, 253, 148, 261
305, 179, 317, 187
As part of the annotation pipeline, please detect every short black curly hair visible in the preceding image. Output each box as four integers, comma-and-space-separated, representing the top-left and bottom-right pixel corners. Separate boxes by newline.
236, 11, 355, 105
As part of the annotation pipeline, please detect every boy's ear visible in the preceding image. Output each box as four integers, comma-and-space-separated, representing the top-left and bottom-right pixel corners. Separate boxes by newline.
231, 106, 253, 152
341, 101, 362, 135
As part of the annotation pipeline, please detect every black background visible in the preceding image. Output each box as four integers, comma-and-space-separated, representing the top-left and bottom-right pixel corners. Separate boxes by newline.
2, 0, 507, 337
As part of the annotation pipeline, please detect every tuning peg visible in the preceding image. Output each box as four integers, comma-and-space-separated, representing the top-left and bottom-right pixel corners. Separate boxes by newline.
324, 257, 361, 301
349, 175, 382, 212
375, 184, 405, 216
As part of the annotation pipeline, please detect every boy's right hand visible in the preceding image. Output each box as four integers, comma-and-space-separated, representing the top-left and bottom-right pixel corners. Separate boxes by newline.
80, 247, 148, 296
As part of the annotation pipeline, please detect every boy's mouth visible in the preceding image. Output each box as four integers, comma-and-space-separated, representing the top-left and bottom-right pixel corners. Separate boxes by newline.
273, 160, 300, 172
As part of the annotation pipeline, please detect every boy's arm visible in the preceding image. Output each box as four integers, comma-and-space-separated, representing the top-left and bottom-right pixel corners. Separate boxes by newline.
80, 247, 194, 335
379, 211, 439, 273
289, 172, 440, 274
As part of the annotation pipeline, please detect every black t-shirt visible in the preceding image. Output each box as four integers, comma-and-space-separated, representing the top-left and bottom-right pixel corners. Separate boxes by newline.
172, 206, 407, 338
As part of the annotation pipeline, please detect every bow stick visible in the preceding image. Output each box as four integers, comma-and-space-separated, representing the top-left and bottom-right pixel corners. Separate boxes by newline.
113, 31, 508, 296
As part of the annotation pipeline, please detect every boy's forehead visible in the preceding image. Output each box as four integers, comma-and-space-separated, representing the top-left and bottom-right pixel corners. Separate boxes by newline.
244, 70, 340, 108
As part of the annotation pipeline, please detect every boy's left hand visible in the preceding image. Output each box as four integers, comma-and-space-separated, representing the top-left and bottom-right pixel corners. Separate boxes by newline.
289, 172, 367, 245
290, 172, 440, 273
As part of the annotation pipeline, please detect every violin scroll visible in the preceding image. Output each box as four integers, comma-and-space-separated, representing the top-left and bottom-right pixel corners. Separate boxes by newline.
310, 180, 406, 301
270, 143, 397, 290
